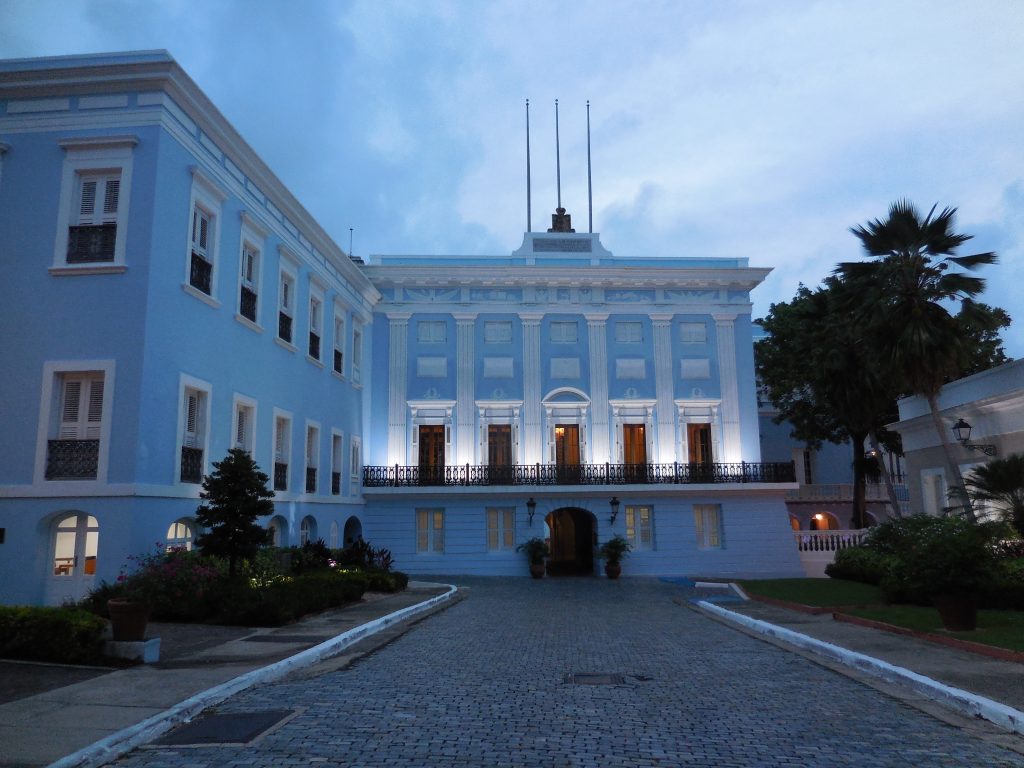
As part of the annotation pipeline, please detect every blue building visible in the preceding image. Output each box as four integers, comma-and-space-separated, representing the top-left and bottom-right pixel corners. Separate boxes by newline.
0, 52, 802, 606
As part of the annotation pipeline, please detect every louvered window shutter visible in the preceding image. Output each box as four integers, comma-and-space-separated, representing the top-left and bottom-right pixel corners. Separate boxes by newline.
192, 208, 211, 256
236, 408, 247, 448
102, 178, 120, 222
694, 507, 706, 547
306, 429, 315, 465
59, 380, 83, 439
184, 392, 200, 447
275, 419, 286, 460
85, 380, 104, 439
77, 180, 98, 225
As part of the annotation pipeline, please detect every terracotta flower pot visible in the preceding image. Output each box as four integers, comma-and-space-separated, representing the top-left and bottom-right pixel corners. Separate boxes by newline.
529, 562, 545, 579
107, 599, 151, 641
605, 562, 622, 579
933, 593, 978, 632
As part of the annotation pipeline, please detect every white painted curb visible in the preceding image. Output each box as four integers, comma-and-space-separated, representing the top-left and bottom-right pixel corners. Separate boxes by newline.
697, 600, 1024, 737
49, 584, 459, 768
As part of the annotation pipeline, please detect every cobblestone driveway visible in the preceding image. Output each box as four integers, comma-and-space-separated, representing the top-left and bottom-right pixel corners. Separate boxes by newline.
115, 578, 1023, 767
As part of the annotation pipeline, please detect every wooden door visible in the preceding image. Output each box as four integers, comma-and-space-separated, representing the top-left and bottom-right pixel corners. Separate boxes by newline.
418, 425, 445, 485
623, 424, 647, 482
555, 424, 580, 483
488, 424, 513, 484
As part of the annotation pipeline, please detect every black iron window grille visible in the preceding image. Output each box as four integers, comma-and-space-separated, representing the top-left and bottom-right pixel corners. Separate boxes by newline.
274, 462, 288, 491
240, 286, 257, 322
278, 313, 292, 344
308, 332, 320, 360
331, 471, 341, 495
67, 224, 116, 263
305, 467, 317, 494
180, 446, 203, 484
189, 252, 213, 295
46, 440, 100, 480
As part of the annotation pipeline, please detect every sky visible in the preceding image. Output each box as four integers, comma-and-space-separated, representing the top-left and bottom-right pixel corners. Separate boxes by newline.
3, 0, 1023, 355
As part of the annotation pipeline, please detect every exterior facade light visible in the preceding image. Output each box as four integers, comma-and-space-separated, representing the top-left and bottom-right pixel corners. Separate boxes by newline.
952, 418, 996, 457
526, 497, 537, 525
609, 496, 621, 525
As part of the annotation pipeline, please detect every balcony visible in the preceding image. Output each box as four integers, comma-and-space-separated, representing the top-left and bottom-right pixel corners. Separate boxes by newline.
67, 224, 116, 263
45, 440, 100, 480
362, 461, 796, 488
180, 446, 203, 484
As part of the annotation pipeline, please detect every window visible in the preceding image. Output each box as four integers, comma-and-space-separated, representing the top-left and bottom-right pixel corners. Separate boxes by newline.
615, 321, 643, 344
680, 322, 708, 344
180, 386, 207, 484
331, 431, 344, 495
416, 509, 445, 553
239, 242, 260, 323
46, 373, 105, 480
299, 516, 317, 546
308, 288, 324, 361
486, 508, 515, 551
53, 136, 135, 272
67, 172, 120, 263
921, 469, 947, 516
550, 320, 578, 344
189, 206, 215, 294
305, 423, 320, 494
681, 359, 711, 379
273, 413, 291, 491
350, 436, 361, 493
625, 506, 654, 550
184, 169, 225, 301
417, 320, 447, 343
233, 396, 256, 455
278, 267, 296, 345
333, 310, 345, 375
484, 320, 512, 344
352, 325, 363, 384
52, 514, 99, 582
694, 504, 723, 549
166, 519, 195, 551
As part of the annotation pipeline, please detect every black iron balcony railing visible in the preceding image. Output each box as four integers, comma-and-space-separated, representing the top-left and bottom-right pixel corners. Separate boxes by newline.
46, 439, 100, 480
180, 446, 203, 484
305, 467, 317, 494
240, 286, 258, 322
189, 252, 213, 295
274, 461, 288, 491
278, 312, 292, 344
67, 224, 116, 263
362, 461, 796, 488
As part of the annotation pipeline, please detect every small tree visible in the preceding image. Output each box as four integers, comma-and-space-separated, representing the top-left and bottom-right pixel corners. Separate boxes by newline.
960, 455, 1024, 537
196, 449, 274, 577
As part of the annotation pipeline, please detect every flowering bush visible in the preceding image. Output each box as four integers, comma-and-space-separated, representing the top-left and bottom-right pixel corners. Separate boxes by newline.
115, 545, 225, 621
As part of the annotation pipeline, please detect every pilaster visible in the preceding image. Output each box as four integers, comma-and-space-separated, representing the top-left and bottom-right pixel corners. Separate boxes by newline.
714, 313, 741, 462
585, 313, 610, 463
520, 312, 544, 464
454, 312, 477, 464
386, 312, 411, 464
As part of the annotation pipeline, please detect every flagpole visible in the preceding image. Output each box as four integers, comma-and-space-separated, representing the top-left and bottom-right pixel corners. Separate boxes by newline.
587, 100, 593, 233
526, 99, 532, 232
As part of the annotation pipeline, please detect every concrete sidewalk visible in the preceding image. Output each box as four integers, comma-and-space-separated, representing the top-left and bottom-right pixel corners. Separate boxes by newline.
0, 583, 459, 768
691, 586, 1024, 741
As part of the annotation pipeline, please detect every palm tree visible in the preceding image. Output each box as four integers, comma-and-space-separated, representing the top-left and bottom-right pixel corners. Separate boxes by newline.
839, 200, 998, 521
961, 455, 1024, 537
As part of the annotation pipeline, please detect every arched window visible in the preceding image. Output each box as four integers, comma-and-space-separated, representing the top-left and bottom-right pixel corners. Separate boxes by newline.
269, 515, 289, 547
343, 515, 363, 546
329, 521, 339, 549
299, 515, 317, 546
166, 519, 195, 551
48, 513, 99, 605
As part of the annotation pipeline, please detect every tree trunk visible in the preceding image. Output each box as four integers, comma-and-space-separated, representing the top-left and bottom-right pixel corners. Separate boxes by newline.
926, 392, 975, 521
851, 432, 867, 529
869, 431, 903, 518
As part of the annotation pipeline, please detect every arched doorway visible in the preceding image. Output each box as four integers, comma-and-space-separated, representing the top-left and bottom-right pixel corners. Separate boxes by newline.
46, 512, 99, 605
544, 507, 596, 576
343, 515, 363, 546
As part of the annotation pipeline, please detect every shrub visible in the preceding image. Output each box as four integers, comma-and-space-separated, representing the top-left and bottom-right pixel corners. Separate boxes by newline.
825, 547, 893, 585
290, 539, 333, 574
333, 540, 395, 572
0, 606, 107, 663
214, 570, 369, 626
364, 568, 409, 593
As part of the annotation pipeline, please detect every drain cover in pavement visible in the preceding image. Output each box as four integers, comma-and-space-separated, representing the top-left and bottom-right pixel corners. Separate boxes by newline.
564, 673, 627, 685
153, 710, 294, 746
241, 634, 323, 643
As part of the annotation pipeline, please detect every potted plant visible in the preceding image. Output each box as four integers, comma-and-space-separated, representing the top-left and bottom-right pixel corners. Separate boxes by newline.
599, 535, 631, 579
884, 515, 998, 631
516, 537, 549, 579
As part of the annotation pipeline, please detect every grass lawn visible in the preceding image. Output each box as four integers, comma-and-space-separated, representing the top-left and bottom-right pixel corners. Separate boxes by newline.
739, 578, 1024, 653
738, 578, 883, 606
845, 606, 1024, 652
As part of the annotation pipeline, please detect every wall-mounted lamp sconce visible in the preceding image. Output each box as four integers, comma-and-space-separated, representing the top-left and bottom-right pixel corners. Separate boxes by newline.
952, 418, 996, 457
526, 497, 537, 526
609, 496, 620, 525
